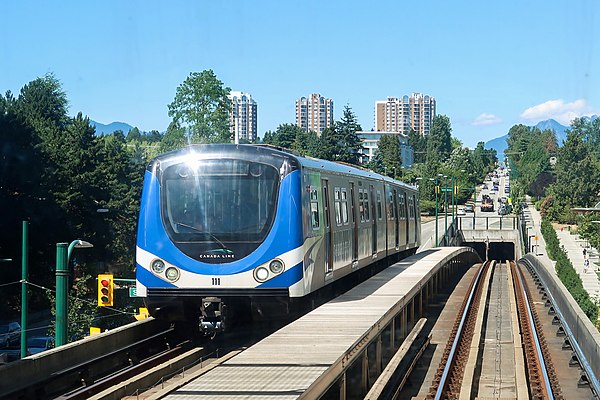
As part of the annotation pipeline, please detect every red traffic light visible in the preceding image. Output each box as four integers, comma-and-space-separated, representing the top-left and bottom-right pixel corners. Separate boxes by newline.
98, 274, 114, 307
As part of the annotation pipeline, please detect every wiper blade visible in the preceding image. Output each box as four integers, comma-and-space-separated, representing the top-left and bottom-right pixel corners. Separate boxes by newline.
175, 222, 229, 250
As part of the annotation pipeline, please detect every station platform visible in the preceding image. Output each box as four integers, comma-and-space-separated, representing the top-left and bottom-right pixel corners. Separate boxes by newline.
162, 246, 479, 399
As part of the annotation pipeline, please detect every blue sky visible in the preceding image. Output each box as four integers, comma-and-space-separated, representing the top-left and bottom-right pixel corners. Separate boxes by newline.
2, 1, 599, 147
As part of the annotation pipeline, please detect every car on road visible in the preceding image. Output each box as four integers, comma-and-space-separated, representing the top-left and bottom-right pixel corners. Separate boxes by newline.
27, 336, 54, 355
0, 322, 20, 348
464, 203, 474, 213
498, 204, 509, 215
457, 207, 466, 215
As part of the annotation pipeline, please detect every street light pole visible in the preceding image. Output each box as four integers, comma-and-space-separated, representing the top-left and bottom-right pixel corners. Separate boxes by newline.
55, 243, 68, 347
444, 175, 448, 245
55, 240, 93, 347
451, 176, 455, 223
21, 221, 29, 359
430, 177, 439, 246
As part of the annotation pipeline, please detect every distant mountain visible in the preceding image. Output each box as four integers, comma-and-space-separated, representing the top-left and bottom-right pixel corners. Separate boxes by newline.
534, 119, 568, 145
90, 120, 134, 136
485, 134, 508, 157
485, 118, 573, 158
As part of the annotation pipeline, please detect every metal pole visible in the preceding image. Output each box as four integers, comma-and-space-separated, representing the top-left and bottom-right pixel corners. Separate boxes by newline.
21, 221, 28, 359
55, 243, 68, 347
435, 180, 439, 247
451, 177, 455, 224
444, 177, 448, 245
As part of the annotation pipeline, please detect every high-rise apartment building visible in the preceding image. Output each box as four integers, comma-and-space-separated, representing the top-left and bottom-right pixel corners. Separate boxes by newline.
375, 93, 436, 136
229, 91, 257, 143
295, 93, 334, 135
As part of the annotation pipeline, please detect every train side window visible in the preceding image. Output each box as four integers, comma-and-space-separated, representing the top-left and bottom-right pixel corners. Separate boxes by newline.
377, 190, 382, 220
359, 190, 365, 222
310, 188, 319, 229
334, 188, 342, 226
388, 190, 394, 220
323, 184, 331, 229
341, 189, 349, 225
364, 190, 370, 221
399, 194, 406, 219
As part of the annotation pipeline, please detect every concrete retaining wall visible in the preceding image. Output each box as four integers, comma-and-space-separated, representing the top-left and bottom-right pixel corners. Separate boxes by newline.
0, 317, 169, 397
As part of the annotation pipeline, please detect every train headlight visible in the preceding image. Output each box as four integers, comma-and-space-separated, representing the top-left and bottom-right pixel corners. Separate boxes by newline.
151, 259, 165, 274
269, 259, 284, 274
165, 267, 180, 282
253, 266, 269, 282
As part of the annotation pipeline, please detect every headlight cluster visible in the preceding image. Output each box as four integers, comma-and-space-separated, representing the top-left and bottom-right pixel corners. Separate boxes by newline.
253, 259, 285, 283
151, 259, 180, 282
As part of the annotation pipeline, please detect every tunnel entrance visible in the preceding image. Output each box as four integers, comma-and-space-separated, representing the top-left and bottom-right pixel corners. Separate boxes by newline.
461, 241, 516, 261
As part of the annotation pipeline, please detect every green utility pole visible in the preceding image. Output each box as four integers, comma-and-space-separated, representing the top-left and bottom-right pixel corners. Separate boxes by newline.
55, 243, 68, 347
435, 180, 439, 246
55, 240, 93, 347
451, 177, 455, 223
444, 176, 448, 245
21, 221, 28, 359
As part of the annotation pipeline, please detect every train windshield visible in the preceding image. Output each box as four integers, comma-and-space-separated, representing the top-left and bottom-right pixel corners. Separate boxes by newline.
161, 159, 280, 261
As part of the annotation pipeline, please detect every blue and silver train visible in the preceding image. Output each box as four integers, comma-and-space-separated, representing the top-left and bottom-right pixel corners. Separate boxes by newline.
135, 144, 420, 332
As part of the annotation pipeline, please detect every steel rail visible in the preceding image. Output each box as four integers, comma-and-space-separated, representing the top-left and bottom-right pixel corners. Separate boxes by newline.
55, 342, 188, 400
433, 261, 489, 400
512, 261, 555, 399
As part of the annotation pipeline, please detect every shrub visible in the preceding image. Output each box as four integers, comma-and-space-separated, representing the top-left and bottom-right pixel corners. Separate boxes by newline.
541, 217, 598, 322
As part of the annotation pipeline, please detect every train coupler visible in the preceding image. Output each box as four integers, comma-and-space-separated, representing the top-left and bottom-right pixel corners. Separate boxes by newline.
199, 297, 226, 335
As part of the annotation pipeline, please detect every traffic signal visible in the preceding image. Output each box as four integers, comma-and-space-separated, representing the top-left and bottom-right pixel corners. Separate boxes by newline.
98, 274, 114, 306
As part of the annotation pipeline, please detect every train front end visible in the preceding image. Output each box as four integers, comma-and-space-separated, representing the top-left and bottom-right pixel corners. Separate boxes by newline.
135, 145, 303, 332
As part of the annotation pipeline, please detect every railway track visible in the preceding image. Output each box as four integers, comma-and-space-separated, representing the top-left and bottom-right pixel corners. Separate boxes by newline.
427, 260, 563, 400
0, 318, 280, 400
52, 322, 281, 400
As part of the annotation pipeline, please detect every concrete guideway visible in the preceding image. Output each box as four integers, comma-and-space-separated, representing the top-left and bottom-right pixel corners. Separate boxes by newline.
158, 247, 479, 400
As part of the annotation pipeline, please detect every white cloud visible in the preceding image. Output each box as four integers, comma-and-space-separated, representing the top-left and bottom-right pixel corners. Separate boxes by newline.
520, 99, 596, 125
472, 113, 502, 126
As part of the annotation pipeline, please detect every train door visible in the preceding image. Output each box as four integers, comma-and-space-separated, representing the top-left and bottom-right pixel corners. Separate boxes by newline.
399, 192, 408, 246
393, 189, 399, 249
350, 182, 358, 263
322, 179, 333, 275
411, 194, 418, 243
370, 185, 377, 256
407, 195, 414, 244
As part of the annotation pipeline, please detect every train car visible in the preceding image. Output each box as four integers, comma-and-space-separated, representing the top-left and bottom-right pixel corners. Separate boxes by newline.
135, 144, 420, 333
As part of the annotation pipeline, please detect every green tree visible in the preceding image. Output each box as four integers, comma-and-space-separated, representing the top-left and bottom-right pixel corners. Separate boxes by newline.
506, 124, 531, 164
262, 123, 302, 149
167, 70, 231, 144
334, 105, 363, 165
548, 122, 600, 221
160, 121, 189, 152
374, 135, 402, 178
18, 73, 69, 137
426, 115, 452, 164
408, 128, 427, 164
126, 127, 141, 141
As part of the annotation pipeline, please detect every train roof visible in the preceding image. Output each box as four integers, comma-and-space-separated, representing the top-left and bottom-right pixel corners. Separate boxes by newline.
150, 144, 417, 191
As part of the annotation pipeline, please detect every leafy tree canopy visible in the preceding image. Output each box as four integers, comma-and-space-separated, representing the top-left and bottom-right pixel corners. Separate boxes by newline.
168, 70, 231, 144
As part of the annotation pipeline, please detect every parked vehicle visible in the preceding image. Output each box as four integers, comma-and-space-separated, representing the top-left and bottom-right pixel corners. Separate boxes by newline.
497, 204, 509, 215
27, 336, 54, 355
464, 203, 474, 213
0, 322, 20, 348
